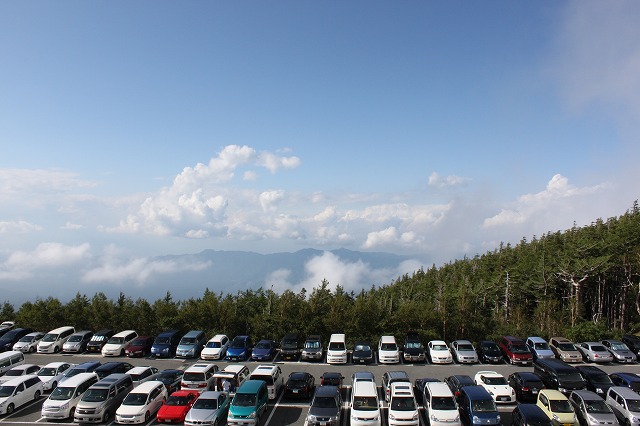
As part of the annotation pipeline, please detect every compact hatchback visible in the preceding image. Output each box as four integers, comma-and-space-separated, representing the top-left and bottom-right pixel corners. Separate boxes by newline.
306, 385, 342, 426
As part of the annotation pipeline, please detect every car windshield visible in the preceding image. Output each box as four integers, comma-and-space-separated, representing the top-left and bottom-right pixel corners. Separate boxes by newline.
627, 399, 640, 411
557, 372, 583, 382
457, 344, 474, 351
63, 368, 83, 378
534, 342, 550, 350
282, 339, 297, 349
482, 343, 498, 350
155, 337, 171, 345
41, 333, 58, 342
329, 342, 345, 350
38, 368, 57, 377
549, 400, 573, 413
482, 376, 507, 385
406, 342, 422, 349
250, 374, 274, 386
123, 393, 148, 406
313, 396, 338, 408
181, 338, 197, 345
90, 335, 106, 342
68, 335, 82, 342
107, 337, 124, 344
433, 344, 448, 351
131, 338, 147, 346
206, 341, 221, 348
193, 397, 218, 410
381, 343, 397, 351
509, 344, 529, 354
353, 396, 378, 410
391, 396, 416, 411
232, 393, 256, 407
166, 395, 191, 406
557, 343, 576, 351
355, 344, 370, 351
305, 340, 320, 349
18, 335, 34, 342
82, 388, 109, 402
158, 371, 181, 384
471, 399, 497, 412
432, 396, 457, 410
586, 400, 612, 414
256, 342, 272, 349
50, 386, 75, 400
230, 338, 246, 349
611, 343, 630, 351
183, 373, 205, 382
0, 386, 15, 398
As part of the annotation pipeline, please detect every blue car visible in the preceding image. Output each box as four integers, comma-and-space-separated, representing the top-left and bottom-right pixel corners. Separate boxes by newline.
151, 330, 182, 358
609, 372, 640, 392
251, 339, 277, 361
226, 335, 253, 362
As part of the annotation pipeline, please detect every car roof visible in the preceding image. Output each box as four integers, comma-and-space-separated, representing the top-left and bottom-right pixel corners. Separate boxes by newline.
609, 386, 640, 398
130, 380, 164, 393
185, 363, 217, 372
516, 403, 550, 420
315, 385, 339, 397
527, 336, 547, 343
512, 372, 542, 381
289, 372, 309, 379
198, 390, 225, 399
425, 382, 454, 396
449, 375, 475, 385
237, 380, 265, 393
571, 390, 603, 401
576, 365, 606, 375
540, 389, 568, 400
461, 385, 492, 399
2, 374, 39, 386
612, 372, 640, 381
42, 361, 69, 368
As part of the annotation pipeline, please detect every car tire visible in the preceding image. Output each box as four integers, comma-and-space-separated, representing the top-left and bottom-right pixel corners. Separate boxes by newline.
34, 390, 41, 400
54, 346, 60, 353
103, 410, 111, 422
69, 407, 76, 419
145, 411, 150, 421
6, 403, 15, 415
29, 346, 35, 353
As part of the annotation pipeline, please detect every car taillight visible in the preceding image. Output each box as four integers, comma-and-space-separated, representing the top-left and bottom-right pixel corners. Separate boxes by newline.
181, 382, 186, 387
522, 387, 529, 391
198, 383, 206, 388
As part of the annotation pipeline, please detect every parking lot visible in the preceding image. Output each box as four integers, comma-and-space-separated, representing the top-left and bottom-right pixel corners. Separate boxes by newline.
2, 350, 639, 425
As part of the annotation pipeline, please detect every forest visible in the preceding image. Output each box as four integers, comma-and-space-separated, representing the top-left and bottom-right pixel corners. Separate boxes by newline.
2, 202, 640, 346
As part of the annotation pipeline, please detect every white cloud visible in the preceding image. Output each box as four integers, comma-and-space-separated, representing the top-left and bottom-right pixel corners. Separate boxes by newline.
0, 242, 91, 280
82, 256, 210, 285
0, 169, 95, 197
428, 172, 471, 188
0, 220, 42, 233
61, 222, 84, 230
259, 190, 285, 212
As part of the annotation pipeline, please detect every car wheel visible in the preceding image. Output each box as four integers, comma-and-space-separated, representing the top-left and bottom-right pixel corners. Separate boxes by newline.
54, 346, 60, 353
69, 407, 76, 419
103, 410, 111, 421
29, 346, 35, 353
34, 390, 41, 400
51, 381, 57, 390
6, 403, 15, 415
120, 349, 125, 356
145, 411, 150, 421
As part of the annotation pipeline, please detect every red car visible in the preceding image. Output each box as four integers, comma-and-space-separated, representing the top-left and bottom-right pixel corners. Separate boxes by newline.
499, 336, 533, 365
156, 390, 199, 423
125, 335, 154, 357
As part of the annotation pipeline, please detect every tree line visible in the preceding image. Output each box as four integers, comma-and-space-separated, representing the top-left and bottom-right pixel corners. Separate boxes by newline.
2, 202, 640, 346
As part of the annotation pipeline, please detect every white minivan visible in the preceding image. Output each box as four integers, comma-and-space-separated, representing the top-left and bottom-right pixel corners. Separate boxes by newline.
0, 375, 44, 415
41, 372, 99, 420
37, 326, 75, 354
115, 380, 167, 424
0, 351, 25, 375
102, 330, 138, 357
327, 333, 347, 364
249, 364, 284, 400
350, 380, 382, 426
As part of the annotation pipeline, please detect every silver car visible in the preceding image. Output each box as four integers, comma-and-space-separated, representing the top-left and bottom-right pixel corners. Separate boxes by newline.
602, 340, 636, 364
449, 340, 478, 364
577, 342, 614, 363
569, 390, 619, 426
184, 390, 230, 426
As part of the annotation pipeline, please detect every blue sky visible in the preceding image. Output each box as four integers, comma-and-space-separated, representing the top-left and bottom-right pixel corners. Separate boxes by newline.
1, 1, 639, 301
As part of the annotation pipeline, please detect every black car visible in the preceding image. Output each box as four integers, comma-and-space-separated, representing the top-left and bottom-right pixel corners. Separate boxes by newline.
576, 365, 614, 397
444, 374, 475, 402
94, 361, 134, 379
86, 329, 115, 353
508, 371, 545, 402
307, 385, 342, 426
285, 372, 315, 399
157, 369, 184, 394
622, 334, 640, 360
403, 332, 426, 363
413, 377, 440, 404
477, 340, 503, 364
0, 328, 32, 352
352, 341, 374, 364
320, 372, 344, 387
512, 403, 553, 426
280, 333, 302, 361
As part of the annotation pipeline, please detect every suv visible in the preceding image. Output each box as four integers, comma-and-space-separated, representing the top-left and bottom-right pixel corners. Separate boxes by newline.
306, 385, 342, 426
382, 371, 410, 403
569, 390, 617, 426
499, 336, 533, 365
388, 381, 419, 426
533, 358, 586, 395
458, 386, 500, 426
526, 336, 555, 360
301, 335, 323, 361
378, 335, 400, 364
403, 332, 426, 363
280, 333, 302, 361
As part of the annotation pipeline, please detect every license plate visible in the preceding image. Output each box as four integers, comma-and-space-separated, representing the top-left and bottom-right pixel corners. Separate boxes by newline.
293, 389, 299, 393
500, 397, 509, 401
321, 423, 327, 426
532, 390, 538, 394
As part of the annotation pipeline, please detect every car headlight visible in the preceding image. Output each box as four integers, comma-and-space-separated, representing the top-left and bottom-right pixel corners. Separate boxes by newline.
247, 411, 256, 418
389, 413, 396, 420
162, 348, 169, 353
553, 414, 560, 421
60, 402, 69, 410
412, 411, 419, 420
0, 401, 6, 408
596, 388, 603, 394
473, 415, 480, 424
308, 414, 317, 422
497, 414, 501, 422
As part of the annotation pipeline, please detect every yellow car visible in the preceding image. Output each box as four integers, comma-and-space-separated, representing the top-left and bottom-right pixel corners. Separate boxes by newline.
536, 389, 579, 426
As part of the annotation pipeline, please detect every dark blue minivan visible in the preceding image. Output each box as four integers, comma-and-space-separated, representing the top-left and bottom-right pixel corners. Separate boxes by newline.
458, 385, 501, 425
151, 330, 182, 358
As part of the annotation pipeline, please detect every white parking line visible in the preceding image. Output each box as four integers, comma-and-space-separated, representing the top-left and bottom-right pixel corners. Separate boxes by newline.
262, 387, 284, 426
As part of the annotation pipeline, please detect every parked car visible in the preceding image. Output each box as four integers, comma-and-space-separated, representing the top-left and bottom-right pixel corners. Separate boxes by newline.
306, 385, 342, 426
102, 330, 138, 357
227, 380, 268, 426
450, 340, 478, 364
251, 339, 277, 361
62, 330, 93, 354
86, 329, 114, 354
181, 363, 219, 393
184, 390, 230, 426
601, 340, 636, 363
382, 371, 411, 403
279, 333, 302, 361
388, 381, 419, 426
609, 372, 640, 392
0, 364, 41, 384
508, 371, 546, 403
41, 372, 99, 420
512, 403, 552, 426
458, 385, 501, 426
474, 370, 516, 403
201, 334, 229, 361
151, 330, 182, 358
301, 335, 323, 362
352, 341, 374, 364
58, 361, 101, 385
122, 335, 153, 358
621, 334, 640, 360
12, 331, 45, 354
499, 336, 533, 365
568, 389, 618, 426
225, 335, 253, 362
0, 328, 32, 352
403, 332, 426, 363
577, 342, 614, 363
212, 365, 249, 395
249, 364, 284, 400
533, 359, 587, 395
421, 381, 461, 426
94, 361, 134, 380
157, 369, 184, 395
549, 337, 583, 363
378, 335, 400, 364
37, 326, 75, 354
445, 375, 475, 402
74, 374, 134, 423
37, 361, 72, 391
0, 375, 44, 415
476, 340, 502, 364
127, 366, 159, 387
176, 330, 207, 359
536, 389, 579, 426
350, 379, 381, 426
428, 340, 453, 364
326, 334, 347, 364
284, 372, 315, 399
156, 389, 200, 423
575, 365, 614, 397
413, 377, 441, 404
606, 386, 640, 426
115, 379, 167, 424
526, 336, 556, 360
320, 372, 344, 387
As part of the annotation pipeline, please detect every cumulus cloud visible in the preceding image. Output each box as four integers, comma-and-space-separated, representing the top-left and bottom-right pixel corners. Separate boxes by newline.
428, 172, 471, 188
0, 220, 42, 233
82, 256, 210, 285
0, 242, 91, 280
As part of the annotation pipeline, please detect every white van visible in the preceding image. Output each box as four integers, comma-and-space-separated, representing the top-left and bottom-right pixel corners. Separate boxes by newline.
327, 333, 347, 364
201, 334, 229, 360
423, 382, 461, 426
102, 330, 138, 357
212, 364, 250, 395
41, 372, 99, 420
0, 375, 44, 415
37, 326, 75, 354
181, 363, 219, 392
115, 380, 167, 424
378, 335, 401, 364
249, 364, 284, 400
0, 351, 25, 375
350, 380, 382, 426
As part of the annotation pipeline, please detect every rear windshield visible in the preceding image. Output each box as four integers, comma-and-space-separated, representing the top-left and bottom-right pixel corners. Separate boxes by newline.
183, 372, 205, 382
471, 399, 497, 412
